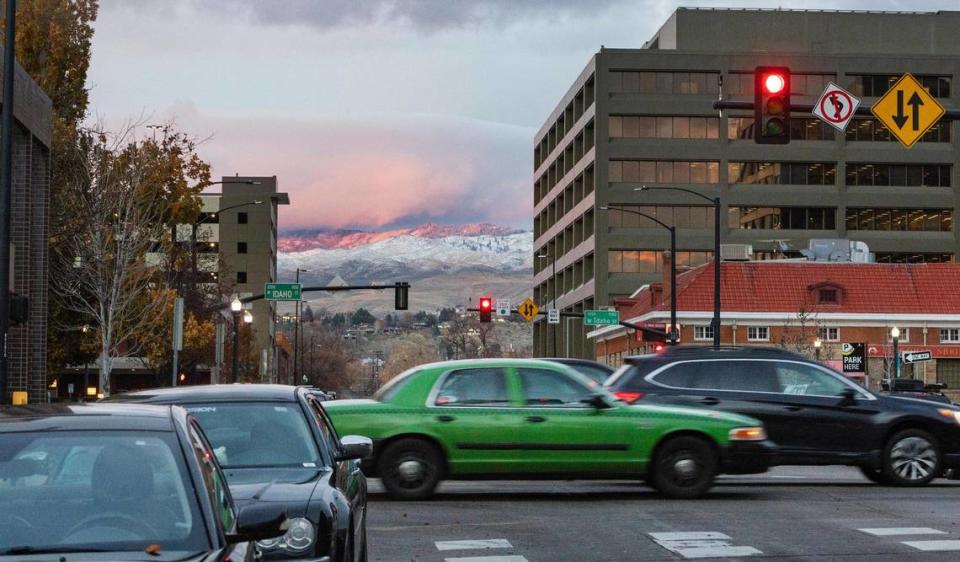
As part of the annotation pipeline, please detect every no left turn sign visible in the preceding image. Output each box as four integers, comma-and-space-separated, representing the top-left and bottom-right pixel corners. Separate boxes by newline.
812, 82, 860, 132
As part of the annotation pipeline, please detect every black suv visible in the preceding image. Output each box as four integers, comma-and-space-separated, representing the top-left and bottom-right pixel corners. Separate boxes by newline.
606, 346, 960, 486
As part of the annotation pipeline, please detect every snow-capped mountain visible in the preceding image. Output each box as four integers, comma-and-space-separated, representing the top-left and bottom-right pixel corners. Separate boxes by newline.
278, 223, 533, 287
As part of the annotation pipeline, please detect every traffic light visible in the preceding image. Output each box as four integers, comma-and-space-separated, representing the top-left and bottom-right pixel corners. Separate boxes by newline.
755, 66, 790, 144
394, 282, 409, 310
479, 297, 493, 323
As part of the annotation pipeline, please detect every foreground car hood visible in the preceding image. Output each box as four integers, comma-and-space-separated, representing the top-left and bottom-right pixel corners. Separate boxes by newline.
627, 402, 760, 426
226, 467, 328, 515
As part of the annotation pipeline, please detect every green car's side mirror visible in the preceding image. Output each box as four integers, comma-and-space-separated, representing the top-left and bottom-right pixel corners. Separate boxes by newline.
582, 394, 613, 410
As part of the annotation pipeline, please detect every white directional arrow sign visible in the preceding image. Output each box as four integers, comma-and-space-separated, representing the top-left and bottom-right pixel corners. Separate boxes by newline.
902, 350, 932, 364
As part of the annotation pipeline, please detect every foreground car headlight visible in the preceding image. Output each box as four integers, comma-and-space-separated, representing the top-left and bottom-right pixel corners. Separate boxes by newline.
257, 516, 315, 553
729, 427, 767, 441
938, 409, 960, 424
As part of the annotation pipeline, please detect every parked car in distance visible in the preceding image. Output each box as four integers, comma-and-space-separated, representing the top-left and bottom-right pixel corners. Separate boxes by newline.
113, 385, 371, 562
605, 345, 960, 487
325, 358, 776, 500
0, 403, 286, 561
880, 378, 952, 405
543, 358, 615, 385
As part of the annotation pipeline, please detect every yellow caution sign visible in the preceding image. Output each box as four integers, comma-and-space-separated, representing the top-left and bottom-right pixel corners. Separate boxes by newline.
871, 73, 945, 148
517, 297, 540, 322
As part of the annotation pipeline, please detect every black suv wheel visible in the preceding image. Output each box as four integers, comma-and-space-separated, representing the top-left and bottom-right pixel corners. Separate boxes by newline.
882, 428, 941, 486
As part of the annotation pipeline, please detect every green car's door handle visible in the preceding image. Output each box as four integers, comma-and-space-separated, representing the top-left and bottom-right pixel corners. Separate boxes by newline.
437, 415, 456, 422
526, 416, 547, 423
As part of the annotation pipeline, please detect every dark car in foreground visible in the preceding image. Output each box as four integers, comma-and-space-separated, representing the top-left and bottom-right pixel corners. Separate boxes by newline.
606, 346, 960, 486
544, 358, 615, 384
0, 403, 287, 561
115, 385, 371, 562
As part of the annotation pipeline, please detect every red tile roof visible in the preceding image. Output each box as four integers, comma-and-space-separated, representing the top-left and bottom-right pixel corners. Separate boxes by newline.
616, 261, 960, 318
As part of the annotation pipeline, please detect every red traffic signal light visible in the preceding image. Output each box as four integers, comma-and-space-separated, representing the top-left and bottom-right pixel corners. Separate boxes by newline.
755, 66, 790, 144
479, 297, 493, 323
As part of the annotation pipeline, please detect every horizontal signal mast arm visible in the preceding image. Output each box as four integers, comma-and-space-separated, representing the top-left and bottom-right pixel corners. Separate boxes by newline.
713, 99, 960, 119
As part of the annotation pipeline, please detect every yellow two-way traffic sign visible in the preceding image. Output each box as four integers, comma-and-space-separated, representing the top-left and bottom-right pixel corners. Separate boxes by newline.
871, 73, 945, 148
516, 297, 539, 322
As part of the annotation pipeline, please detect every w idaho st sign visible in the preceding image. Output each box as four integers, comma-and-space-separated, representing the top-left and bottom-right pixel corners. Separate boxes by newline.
265, 283, 302, 301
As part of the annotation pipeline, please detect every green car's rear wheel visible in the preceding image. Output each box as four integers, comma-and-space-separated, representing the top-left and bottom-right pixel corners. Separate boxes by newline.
650, 435, 717, 499
378, 438, 443, 500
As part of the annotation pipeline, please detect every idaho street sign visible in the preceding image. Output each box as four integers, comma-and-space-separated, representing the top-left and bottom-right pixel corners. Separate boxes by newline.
812, 82, 860, 132
584, 309, 619, 326
517, 298, 540, 322
871, 73, 945, 148
265, 283, 302, 301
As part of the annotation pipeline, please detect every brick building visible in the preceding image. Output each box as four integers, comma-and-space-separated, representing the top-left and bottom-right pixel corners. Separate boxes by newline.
589, 260, 960, 394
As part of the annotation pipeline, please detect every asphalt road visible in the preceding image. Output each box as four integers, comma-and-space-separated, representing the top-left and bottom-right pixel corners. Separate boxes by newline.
366, 466, 960, 561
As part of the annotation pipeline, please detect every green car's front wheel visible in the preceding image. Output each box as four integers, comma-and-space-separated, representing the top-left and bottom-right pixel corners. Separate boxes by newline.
650, 435, 717, 499
378, 438, 444, 500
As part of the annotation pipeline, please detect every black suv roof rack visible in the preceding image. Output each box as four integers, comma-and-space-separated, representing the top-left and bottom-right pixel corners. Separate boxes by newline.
627, 345, 809, 362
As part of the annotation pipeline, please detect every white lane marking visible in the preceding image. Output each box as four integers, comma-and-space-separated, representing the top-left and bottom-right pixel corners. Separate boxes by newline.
858, 527, 948, 536
436, 539, 512, 551
903, 540, 960, 552
650, 532, 762, 559
444, 557, 529, 562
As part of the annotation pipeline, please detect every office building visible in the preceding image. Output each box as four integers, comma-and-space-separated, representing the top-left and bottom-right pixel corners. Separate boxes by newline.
533, 8, 960, 358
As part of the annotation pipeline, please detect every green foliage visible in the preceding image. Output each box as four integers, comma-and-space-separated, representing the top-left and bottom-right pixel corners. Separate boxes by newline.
351, 307, 376, 326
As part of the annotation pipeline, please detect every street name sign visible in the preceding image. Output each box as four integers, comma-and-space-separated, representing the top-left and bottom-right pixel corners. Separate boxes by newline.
584, 309, 619, 326
517, 298, 539, 322
495, 299, 511, 317
871, 73, 945, 148
265, 283, 302, 301
812, 82, 860, 132
547, 309, 560, 324
902, 350, 932, 364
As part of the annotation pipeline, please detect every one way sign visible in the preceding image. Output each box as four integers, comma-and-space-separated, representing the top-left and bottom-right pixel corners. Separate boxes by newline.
872, 73, 945, 148
902, 350, 933, 364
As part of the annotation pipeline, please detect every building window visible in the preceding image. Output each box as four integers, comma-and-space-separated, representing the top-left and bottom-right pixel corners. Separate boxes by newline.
609, 115, 719, 139
238, 212, 248, 224
845, 208, 953, 232
609, 71, 719, 95
747, 326, 769, 341
198, 242, 218, 254
941, 329, 960, 343
607, 250, 712, 273
694, 326, 715, 341
237, 242, 247, 254
728, 162, 836, 185
816, 288, 839, 304
845, 163, 951, 187
237, 271, 247, 284
818, 327, 840, 342
846, 118, 950, 143
848, 74, 950, 98
607, 205, 715, 229
725, 72, 835, 96
728, 117, 834, 141
875, 253, 954, 264
608, 160, 720, 184
730, 207, 837, 230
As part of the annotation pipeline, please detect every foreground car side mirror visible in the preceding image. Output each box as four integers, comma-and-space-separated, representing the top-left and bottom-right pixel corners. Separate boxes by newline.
227, 503, 288, 543
336, 435, 373, 461
838, 388, 857, 407
582, 394, 613, 410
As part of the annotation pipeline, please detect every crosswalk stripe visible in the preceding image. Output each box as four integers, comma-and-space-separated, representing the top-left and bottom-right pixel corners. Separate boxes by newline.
649, 532, 761, 559
902, 540, 960, 552
436, 539, 513, 551
858, 527, 948, 536
649, 532, 730, 541
444, 557, 529, 562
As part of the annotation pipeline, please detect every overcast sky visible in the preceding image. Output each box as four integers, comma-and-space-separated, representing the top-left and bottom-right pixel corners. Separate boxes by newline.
89, 0, 957, 231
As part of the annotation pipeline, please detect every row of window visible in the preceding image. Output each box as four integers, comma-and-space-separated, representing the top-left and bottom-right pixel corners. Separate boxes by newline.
731, 207, 837, 230
606, 205, 715, 229
723, 73, 836, 97
845, 208, 953, 232
609, 115, 720, 139
535, 76, 595, 169
874, 253, 954, 264
728, 162, 837, 186
609, 71, 720, 95
691, 326, 958, 344
845, 164, 951, 188
846, 118, 951, 143
608, 160, 720, 184
607, 250, 712, 273
850, 74, 951, 98
728, 117, 836, 141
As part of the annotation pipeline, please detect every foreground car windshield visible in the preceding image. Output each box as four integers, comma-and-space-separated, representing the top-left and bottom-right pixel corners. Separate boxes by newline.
0, 431, 206, 555
185, 402, 321, 468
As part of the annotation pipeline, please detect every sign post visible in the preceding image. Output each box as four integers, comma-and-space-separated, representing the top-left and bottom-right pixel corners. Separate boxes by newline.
265, 283, 302, 301
871, 73, 945, 148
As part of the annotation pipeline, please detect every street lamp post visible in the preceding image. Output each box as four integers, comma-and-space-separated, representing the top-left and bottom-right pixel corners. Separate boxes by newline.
637, 186, 721, 347
891, 326, 901, 379
230, 296, 243, 382
536, 253, 558, 356
294, 268, 309, 385
600, 206, 677, 344
814, 337, 823, 361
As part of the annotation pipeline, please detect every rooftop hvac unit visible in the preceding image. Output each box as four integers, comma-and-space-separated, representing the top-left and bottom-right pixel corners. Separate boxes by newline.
720, 244, 753, 261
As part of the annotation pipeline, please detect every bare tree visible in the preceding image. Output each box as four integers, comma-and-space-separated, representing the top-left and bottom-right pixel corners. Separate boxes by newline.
51, 125, 174, 396
777, 303, 822, 357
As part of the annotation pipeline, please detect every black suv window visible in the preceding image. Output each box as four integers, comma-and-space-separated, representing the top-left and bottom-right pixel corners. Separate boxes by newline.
434, 368, 509, 406
694, 360, 779, 392
652, 362, 705, 388
774, 361, 856, 397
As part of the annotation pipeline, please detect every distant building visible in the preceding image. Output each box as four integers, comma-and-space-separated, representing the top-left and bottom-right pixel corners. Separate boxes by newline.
589, 259, 960, 395
533, 8, 960, 358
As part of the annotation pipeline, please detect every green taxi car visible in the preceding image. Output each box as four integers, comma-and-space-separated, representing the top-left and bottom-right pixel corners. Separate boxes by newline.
324, 359, 776, 500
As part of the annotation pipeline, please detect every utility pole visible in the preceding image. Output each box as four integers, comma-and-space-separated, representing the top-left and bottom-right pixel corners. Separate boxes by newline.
0, 0, 16, 403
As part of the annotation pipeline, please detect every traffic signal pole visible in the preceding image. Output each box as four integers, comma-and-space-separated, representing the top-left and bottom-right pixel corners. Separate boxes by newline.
0, 0, 16, 403
714, 99, 960, 121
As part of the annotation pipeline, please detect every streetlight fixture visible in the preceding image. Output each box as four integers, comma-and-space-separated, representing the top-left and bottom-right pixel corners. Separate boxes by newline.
536, 253, 558, 356
243, 310, 253, 324
600, 205, 677, 344
814, 337, 823, 361
636, 186, 721, 347
230, 296, 243, 381
890, 326, 901, 379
